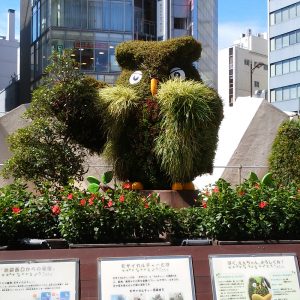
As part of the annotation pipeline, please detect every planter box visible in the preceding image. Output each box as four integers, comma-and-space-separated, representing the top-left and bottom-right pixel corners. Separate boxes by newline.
2, 243, 300, 300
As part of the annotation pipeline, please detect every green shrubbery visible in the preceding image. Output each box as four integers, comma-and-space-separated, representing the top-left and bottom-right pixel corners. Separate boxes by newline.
0, 173, 299, 246
269, 119, 300, 185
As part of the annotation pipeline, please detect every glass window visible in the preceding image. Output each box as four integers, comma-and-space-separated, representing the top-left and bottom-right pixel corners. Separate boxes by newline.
276, 89, 282, 101
125, 2, 132, 31
64, 0, 81, 28
297, 3, 300, 16
270, 64, 275, 77
298, 86, 300, 98
290, 32, 297, 45
290, 86, 297, 99
32, 5, 37, 42
270, 38, 275, 51
297, 31, 300, 43
109, 44, 120, 72
282, 8, 289, 22
275, 36, 282, 49
103, 1, 110, 30
174, 18, 187, 29
78, 41, 94, 71
283, 87, 290, 100
270, 90, 276, 102
275, 11, 282, 23
270, 12, 275, 25
298, 58, 300, 71
95, 42, 108, 72
290, 5, 296, 19
290, 58, 297, 72
88, 1, 103, 29
282, 34, 289, 47
111, 2, 124, 31
244, 59, 250, 66
31, 46, 34, 81
283, 61, 289, 74
41, 0, 47, 32
37, 1, 41, 38
275, 62, 282, 76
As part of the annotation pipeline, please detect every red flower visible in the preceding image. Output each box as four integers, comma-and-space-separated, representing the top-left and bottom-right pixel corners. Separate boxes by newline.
119, 194, 125, 203
259, 201, 268, 209
107, 200, 113, 207
238, 190, 245, 196
202, 201, 207, 209
67, 194, 73, 200
122, 182, 132, 190
51, 205, 61, 215
12, 206, 21, 214
255, 183, 260, 189
88, 196, 95, 205
144, 203, 149, 209
80, 199, 86, 206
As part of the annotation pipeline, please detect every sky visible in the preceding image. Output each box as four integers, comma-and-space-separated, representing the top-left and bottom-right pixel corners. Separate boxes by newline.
0, 0, 268, 49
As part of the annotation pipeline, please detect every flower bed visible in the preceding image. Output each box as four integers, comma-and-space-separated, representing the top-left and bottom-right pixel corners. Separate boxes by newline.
0, 174, 299, 247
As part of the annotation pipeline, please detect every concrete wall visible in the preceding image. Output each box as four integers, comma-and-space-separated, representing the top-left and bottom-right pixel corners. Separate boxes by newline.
0, 104, 29, 186
221, 100, 288, 185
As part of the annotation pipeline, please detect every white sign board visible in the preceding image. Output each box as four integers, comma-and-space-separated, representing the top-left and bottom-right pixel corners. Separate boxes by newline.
98, 255, 195, 300
209, 253, 300, 300
0, 259, 79, 300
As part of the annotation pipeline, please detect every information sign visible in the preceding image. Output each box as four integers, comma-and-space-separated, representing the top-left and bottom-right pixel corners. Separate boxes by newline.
209, 253, 300, 300
0, 258, 79, 300
98, 255, 195, 300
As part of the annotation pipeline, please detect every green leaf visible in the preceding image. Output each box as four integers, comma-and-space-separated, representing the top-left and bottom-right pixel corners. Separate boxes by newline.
101, 171, 113, 185
261, 172, 273, 186
248, 172, 259, 182
87, 183, 100, 193
86, 176, 100, 185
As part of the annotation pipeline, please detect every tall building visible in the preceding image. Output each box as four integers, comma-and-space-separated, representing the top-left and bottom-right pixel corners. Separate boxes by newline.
19, 0, 218, 105
269, 0, 300, 112
0, 9, 19, 91
218, 30, 268, 107
0, 9, 19, 114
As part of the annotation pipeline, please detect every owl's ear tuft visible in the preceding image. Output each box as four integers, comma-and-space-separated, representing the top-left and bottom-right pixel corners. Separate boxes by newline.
166, 36, 202, 63
115, 41, 139, 69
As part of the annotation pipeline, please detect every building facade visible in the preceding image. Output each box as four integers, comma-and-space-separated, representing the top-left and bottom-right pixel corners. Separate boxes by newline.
269, 0, 300, 112
218, 30, 268, 107
19, 0, 218, 105
0, 10, 19, 91
0, 9, 19, 115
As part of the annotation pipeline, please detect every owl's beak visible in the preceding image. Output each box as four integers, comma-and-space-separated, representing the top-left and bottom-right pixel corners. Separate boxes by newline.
151, 78, 158, 96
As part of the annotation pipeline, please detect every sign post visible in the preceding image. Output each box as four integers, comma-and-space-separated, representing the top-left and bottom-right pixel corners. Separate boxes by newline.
209, 253, 300, 300
0, 259, 79, 300
98, 255, 195, 300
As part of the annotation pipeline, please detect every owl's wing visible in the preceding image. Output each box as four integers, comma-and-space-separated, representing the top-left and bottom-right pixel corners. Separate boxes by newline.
155, 79, 223, 182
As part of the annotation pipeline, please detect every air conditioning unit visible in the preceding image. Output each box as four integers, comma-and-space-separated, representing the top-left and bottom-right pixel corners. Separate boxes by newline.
254, 90, 267, 99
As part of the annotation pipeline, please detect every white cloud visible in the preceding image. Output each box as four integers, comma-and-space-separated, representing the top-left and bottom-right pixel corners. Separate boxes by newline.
218, 21, 267, 50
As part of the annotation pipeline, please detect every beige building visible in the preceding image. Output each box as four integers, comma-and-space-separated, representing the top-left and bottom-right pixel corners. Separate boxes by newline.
218, 30, 268, 106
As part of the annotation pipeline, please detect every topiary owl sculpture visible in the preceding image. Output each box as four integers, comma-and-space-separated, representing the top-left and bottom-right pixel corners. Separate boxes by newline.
53, 37, 223, 189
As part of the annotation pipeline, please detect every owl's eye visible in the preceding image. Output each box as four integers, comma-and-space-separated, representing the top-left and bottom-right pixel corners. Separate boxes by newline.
170, 67, 186, 80
129, 71, 143, 84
